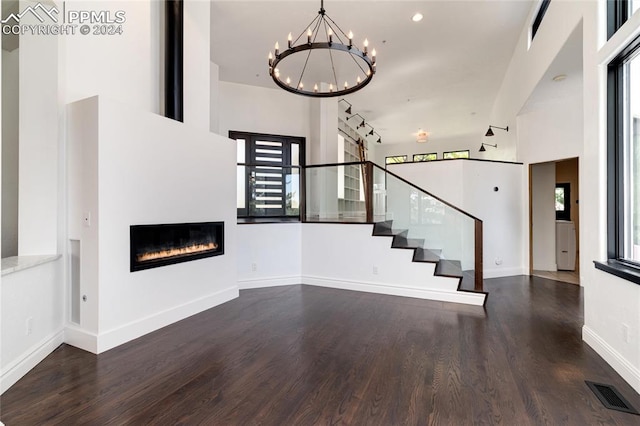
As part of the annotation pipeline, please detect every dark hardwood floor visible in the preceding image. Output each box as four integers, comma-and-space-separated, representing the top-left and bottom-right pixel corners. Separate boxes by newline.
2, 276, 640, 425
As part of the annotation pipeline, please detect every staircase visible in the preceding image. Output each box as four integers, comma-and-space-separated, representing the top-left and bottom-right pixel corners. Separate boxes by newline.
373, 220, 486, 303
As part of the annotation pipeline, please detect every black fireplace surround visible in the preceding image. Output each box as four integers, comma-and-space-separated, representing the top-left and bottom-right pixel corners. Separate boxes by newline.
130, 222, 224, 272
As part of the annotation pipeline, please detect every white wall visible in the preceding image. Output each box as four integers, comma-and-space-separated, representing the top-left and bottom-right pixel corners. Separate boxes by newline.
2, 49, 19, 257
183, 0, 210, 131
66, 96, 238, 353
237, 223, 301, 289
1, 258, 65, 393
517, 96, 584, 164
63, 0, 159, 113
531, 162, 557, 271
18, 4, 58, 255
389, 160, 524, 278
301, 224, 485, 306
218, 81, 311, 160
490, 0, 640, 393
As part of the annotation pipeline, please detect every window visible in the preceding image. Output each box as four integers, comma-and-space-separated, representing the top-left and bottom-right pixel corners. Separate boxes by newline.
443, 150, 470, 160
555, 183, 571, 221
608, 0, 640, 39
598, 34, 640, 283
413, 153, 437, 162
531, 0, 551, 41
385, 155, 407, 165
230, 131, 304, 219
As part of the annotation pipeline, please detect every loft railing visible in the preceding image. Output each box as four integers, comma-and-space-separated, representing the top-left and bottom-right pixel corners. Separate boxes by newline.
303, 161, 483, 292
236, 161, 483, 291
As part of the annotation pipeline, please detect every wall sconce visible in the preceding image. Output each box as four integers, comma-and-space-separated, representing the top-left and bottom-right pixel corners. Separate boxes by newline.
479, 143, 497, 152
485, 125, 508, 137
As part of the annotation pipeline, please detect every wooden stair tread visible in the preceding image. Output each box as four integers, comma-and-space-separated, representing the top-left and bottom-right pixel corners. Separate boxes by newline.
391, 235, 424, 249
413, 248, 442, 263
435, 260, 463, 277
372, 221, 404, 237
373, 220, 485, 300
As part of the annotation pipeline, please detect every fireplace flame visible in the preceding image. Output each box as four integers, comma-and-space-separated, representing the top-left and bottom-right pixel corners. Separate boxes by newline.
137, 242, 218, 263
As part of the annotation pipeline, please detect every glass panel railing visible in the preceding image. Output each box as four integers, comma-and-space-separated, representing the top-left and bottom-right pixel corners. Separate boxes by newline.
304, 162, 368, 222
237, 165, 301, 218
372, 164, 480, 288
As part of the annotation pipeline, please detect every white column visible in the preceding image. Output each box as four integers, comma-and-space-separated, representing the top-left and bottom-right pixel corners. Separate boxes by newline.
18, 0, 59, 255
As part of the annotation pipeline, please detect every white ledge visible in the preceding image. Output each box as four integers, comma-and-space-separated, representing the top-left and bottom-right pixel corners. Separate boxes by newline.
1, 255, 61, 276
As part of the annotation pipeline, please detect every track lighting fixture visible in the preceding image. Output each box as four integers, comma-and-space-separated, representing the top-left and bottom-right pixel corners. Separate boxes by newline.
339, 99, 352, 115
485, 125, 508, 137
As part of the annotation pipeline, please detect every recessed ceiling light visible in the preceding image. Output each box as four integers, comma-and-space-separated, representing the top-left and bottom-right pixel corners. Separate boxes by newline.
552, 74, 567, 82
412, 13, 423, 22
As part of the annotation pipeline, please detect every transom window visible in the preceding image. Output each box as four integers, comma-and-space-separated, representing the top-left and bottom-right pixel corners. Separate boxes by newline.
443, 150, 470, 160
413, 153, 437, 162
385, 155, 407, 165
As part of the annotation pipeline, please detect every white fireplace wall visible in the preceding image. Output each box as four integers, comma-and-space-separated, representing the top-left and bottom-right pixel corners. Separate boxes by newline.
66, 96, 238, 353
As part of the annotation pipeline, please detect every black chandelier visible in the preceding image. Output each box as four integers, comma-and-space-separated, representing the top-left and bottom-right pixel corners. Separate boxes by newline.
268, 0, 376, 98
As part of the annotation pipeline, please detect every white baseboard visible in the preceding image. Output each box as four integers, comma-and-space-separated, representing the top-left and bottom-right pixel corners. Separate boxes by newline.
238, 276, 301, 289
95, 286, 239, 353
484, 267, 526, 279
65, 325, 98, 353
302, 276, 486, 306
1, 329, 65, 394
65, 286, 239, 355
583, 325, 640, 394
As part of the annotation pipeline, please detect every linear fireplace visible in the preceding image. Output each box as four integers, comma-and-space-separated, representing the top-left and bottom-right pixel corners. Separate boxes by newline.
130, 222, 224, 272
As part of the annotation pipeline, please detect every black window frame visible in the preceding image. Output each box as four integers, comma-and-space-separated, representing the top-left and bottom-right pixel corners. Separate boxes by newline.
608, 0, 632, 39
443, 150, 470, 160
555, 183, 571, 221
531, 0, 552, 41
595, 34, 640, 285
231, 130, 305, 220
385, 155, 408, 165
413, 153, 437, 162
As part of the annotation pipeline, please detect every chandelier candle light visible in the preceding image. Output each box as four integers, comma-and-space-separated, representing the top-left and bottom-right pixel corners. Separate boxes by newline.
268, 0, 377, 97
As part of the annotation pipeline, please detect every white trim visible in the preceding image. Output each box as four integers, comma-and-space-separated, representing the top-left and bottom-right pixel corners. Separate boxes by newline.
484, 267, 527, 279
64, 325, 98, 353
583, 325, 640, 393
64, 286, 239, 355
1, 329, 65, 394
95, 286, 238, 353
301, 275, 486, 306
238, 276, 301, 289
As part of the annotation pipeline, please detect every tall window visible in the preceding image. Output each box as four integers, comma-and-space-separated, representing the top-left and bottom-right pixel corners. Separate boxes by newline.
231, 131, 304, 219
531, 0, 551, 41
608, 0, 640, 39
601, 34, 640, 282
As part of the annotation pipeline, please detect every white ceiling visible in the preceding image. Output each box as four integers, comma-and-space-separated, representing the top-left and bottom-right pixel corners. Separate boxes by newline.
211, 0, 534, 145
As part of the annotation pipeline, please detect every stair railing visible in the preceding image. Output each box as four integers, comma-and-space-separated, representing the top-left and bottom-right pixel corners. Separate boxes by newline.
303, 161, 483, 292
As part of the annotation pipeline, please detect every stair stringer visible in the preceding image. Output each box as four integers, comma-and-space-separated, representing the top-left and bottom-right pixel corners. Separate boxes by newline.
300, 223, 486, 306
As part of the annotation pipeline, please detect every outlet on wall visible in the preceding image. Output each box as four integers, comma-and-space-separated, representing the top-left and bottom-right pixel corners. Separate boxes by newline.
26, 317, 33, 335
251, 263, 257, 272
622, 324, 630, 343
372, 265, 379, 275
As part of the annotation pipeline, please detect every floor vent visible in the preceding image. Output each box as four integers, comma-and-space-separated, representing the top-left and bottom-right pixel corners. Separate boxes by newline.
586, 381, 639, 415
